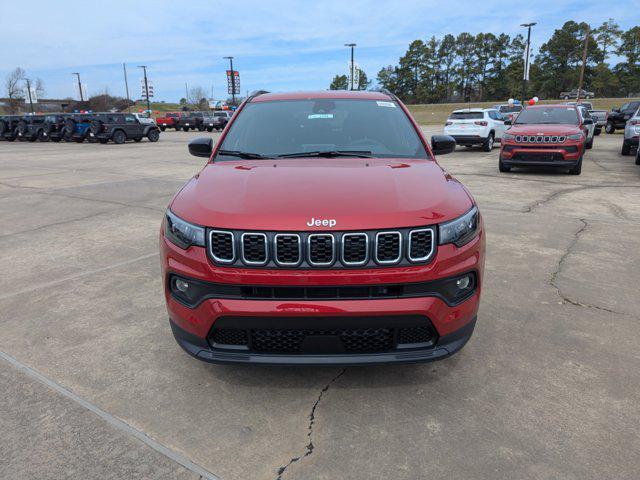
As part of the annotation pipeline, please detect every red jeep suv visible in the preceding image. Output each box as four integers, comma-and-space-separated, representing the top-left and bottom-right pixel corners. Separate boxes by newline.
499, 104, 592, 175
160, 90, 485, 365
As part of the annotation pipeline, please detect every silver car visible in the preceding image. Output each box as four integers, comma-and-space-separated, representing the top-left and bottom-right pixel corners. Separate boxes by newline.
622, 108, 640, 156
576, 105, 595, 149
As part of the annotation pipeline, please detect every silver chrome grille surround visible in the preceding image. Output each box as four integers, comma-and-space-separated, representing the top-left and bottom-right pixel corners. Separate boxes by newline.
375, 231, 402, 265
408, 227, 436, 262
515, 135, 565, 143
307, 234, 336, 266
341, 233, 369, 266
206, 227, 437, 268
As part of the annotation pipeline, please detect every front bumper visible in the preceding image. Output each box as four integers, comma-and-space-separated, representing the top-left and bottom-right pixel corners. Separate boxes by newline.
170, 315, 477, 365
500, 143, 582, 168
160, 223, 485, 365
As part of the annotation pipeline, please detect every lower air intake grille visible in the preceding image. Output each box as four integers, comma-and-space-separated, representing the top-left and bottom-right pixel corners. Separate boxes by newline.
251, 328, 394, 353
376, 232, 401, 263
308, 234, 334, 265
398, 326, 435, 345
210, 329, 247, 346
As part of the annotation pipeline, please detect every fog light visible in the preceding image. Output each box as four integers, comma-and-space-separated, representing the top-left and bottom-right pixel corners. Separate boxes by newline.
456, 276, 471, 290
175, 278, 189, 292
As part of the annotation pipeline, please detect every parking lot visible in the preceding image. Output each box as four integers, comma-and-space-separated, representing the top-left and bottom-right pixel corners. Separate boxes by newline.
1, 129, 639, 479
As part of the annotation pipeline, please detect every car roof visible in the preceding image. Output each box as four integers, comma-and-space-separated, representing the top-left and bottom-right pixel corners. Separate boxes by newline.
451, 108, 493, 113
250, 90, 394, 102
527, 104, 577, 109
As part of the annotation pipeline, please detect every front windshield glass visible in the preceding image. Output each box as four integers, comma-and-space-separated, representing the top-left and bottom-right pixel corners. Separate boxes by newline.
515, 107, 579, 125
216, 99, 427, 159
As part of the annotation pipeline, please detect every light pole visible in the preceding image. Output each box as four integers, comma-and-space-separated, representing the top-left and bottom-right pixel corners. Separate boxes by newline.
344, 43, 356, 90
224, 56, 236, 105
520, 23, 536, 103
21, 77, 34, 114
72, 72, 84, 102
123, 63, 131, 112
138, 65, 151, 113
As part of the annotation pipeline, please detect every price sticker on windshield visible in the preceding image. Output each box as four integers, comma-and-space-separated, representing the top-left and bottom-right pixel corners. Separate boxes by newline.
308, 114, 334, 119
377, 101, 396, 108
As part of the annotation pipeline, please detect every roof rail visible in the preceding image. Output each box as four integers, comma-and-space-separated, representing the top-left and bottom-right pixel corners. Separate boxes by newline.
372, 88, 397, 100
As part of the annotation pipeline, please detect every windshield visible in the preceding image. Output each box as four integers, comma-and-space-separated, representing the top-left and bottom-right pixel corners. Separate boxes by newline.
449, 112, 483, 120
498, 105, 522, 113
216, 99, 427, 160
515, 107, 579, 125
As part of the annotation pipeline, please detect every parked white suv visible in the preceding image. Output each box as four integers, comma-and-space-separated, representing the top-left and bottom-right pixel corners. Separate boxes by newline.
444, 108, 508, 151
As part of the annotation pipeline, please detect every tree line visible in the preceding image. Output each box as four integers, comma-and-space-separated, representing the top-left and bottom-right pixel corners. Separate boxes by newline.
330, 20, 639, 103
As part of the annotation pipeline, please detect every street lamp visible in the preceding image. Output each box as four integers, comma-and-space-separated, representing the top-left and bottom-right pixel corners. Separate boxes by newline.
520, 23, 536, 103
344, 43, 356, 90
20, 77, 34, 114
138, 65, 151, 113
72, 72, 84, 102
223, 56, 236, 105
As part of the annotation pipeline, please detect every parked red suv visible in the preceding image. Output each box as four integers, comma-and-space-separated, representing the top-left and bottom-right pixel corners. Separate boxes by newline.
160, 90, 485, 365
499, 104, 591, 175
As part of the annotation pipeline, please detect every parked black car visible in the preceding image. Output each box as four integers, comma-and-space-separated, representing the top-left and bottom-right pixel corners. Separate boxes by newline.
605, 100, 640, 133
212, 111, 232, 130
0, 115, 22, 141
41, 114, 69, 142
89, 113, 160, 144
16, 115, 48, 142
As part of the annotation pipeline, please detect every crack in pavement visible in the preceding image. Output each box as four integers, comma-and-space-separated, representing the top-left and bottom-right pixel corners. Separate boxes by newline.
548, 218, 633, 316
275, 368, 347, 480
525, 184, 640, 214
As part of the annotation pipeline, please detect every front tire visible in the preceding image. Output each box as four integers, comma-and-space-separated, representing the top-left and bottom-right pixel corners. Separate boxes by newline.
160, 126, 166, 132
498, 156, 511, 172
586, 138, 593, 149
635, 149, 640, 165
621, 141, 631, 156
147, 129, 160, 142
38, 131, 50, 142
568, 156, 583, 175
563, 95, 569, 100
594, 127, 601, 136
183, 126, 189, 132
605, 122, 615, 134
112, 130, 127, 144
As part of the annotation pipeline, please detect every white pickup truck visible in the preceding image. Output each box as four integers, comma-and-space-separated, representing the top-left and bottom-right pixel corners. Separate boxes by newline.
566, 101, 607, 135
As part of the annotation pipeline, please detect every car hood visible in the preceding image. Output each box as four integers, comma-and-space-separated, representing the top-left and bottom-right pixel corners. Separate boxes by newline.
170, 158, 474, 231
507, 124, 582, 135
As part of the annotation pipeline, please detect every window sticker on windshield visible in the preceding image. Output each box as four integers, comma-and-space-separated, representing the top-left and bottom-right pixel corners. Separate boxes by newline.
308, 113, 333, 119
377, 101, 396, 108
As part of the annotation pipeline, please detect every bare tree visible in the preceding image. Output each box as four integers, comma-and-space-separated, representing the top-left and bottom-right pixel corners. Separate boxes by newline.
35, 78, 45, 98
5, 67, 25, 99
187, 86, 208, 109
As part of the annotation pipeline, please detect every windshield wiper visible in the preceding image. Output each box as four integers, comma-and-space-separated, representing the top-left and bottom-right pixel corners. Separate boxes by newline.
217, 149, 273, 159
277, 150, 373, 158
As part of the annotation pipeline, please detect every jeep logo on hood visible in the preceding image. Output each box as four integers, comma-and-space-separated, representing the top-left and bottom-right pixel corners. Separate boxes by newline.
307, 218, 337, 228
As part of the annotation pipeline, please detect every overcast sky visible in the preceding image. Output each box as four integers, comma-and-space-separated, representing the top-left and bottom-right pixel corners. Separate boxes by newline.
0, 0, 632, 102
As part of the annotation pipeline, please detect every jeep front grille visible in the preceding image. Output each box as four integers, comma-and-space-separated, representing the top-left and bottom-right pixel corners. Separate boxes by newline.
375, 232, 402, 264
241, 233, 268, 265
209, 231, 235, 263
274, 234, 301, 266
514, 135, 566, 143
341, 233, 368, 265
206, 226, 436, 268
308, 234, 335, 266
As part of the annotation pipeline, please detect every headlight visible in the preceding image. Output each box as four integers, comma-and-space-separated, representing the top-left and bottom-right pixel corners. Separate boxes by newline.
438, 206, 480, 247
502, 133, 515, 141
567, 133, 583, 140
165, 210, 205, 249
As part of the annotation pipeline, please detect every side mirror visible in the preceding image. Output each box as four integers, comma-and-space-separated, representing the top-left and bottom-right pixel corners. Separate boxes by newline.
504, 119, 512, 125
188, 137, 213, 158
431, 135, 456, 155
583, 118, 594, 125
